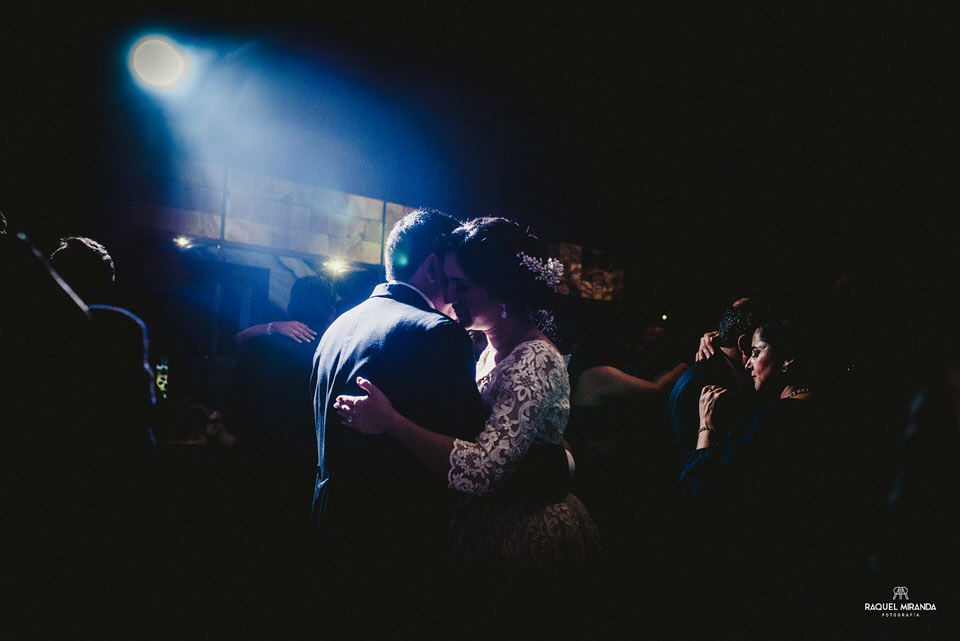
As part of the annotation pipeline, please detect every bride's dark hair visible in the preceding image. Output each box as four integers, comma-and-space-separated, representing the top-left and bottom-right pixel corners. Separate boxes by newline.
447, 217, 559, 313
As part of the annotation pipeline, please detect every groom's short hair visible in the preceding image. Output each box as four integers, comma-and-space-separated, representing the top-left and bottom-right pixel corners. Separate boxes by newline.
384, 209, 459, 282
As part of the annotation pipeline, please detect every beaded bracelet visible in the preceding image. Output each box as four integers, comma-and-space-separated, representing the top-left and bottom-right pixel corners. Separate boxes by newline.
698, 425, 715, 434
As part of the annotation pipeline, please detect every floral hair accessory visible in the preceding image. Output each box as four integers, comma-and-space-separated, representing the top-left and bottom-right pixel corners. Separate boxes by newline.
517, 252, 564, 288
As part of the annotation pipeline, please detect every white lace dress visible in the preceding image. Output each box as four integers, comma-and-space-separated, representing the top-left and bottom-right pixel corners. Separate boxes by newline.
446, 339, 603, 568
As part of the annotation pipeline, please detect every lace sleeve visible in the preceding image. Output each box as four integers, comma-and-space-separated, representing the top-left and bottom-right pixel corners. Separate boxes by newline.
448, 341, 569, 496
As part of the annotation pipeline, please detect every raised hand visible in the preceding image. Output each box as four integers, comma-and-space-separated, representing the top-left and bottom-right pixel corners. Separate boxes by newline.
695, 331, 719, 362
698, 384, 729, 427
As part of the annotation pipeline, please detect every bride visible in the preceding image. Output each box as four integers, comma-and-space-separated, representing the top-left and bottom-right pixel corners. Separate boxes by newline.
336, 217, 601, 568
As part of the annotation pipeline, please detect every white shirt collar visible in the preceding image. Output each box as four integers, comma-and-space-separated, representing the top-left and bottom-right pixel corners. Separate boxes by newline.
388, 280, 435, 310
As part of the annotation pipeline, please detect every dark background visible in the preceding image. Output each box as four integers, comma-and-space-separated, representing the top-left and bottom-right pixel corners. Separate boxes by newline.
4, 5, 958, 634
3, 2, 958, 324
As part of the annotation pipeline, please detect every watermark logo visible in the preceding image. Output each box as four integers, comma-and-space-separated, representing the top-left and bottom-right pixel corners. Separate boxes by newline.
866, 586, 937, 618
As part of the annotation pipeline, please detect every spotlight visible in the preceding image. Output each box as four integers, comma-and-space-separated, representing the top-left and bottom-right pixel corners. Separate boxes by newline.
324, 259, 347, 274
174, 236, 192, 248
661, 314, 668, 321
130, 35, 188, 89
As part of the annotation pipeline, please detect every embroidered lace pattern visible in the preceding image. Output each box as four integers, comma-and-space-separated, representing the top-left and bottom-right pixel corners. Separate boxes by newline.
448, 340, 569, 496
446, 339, 603, 567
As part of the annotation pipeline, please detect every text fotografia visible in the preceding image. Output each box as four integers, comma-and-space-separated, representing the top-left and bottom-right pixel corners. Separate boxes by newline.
865, 603, 938, 618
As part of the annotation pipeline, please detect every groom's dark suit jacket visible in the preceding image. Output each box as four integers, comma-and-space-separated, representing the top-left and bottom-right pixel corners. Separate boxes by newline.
312, 282, 568, 565
312, 282, 484, 556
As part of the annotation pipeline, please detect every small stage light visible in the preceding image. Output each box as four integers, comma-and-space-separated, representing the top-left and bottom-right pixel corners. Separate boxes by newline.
130, 36, 188, 89
324, 259, 347, 274
174, 236, 192, 248
661, 314, 668, 321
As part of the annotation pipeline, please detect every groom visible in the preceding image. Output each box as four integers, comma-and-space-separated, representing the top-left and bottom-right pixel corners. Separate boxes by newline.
311, 209, 570, 579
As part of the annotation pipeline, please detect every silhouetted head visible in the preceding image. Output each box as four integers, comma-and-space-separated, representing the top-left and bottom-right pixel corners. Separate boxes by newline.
48, 236, 115, 304
288, 275, 336, 331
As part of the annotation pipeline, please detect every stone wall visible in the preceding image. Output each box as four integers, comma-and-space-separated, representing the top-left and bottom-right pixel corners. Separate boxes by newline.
132, 158, 417, 267
133, 158, 621, 298
549, 241, 623, 301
